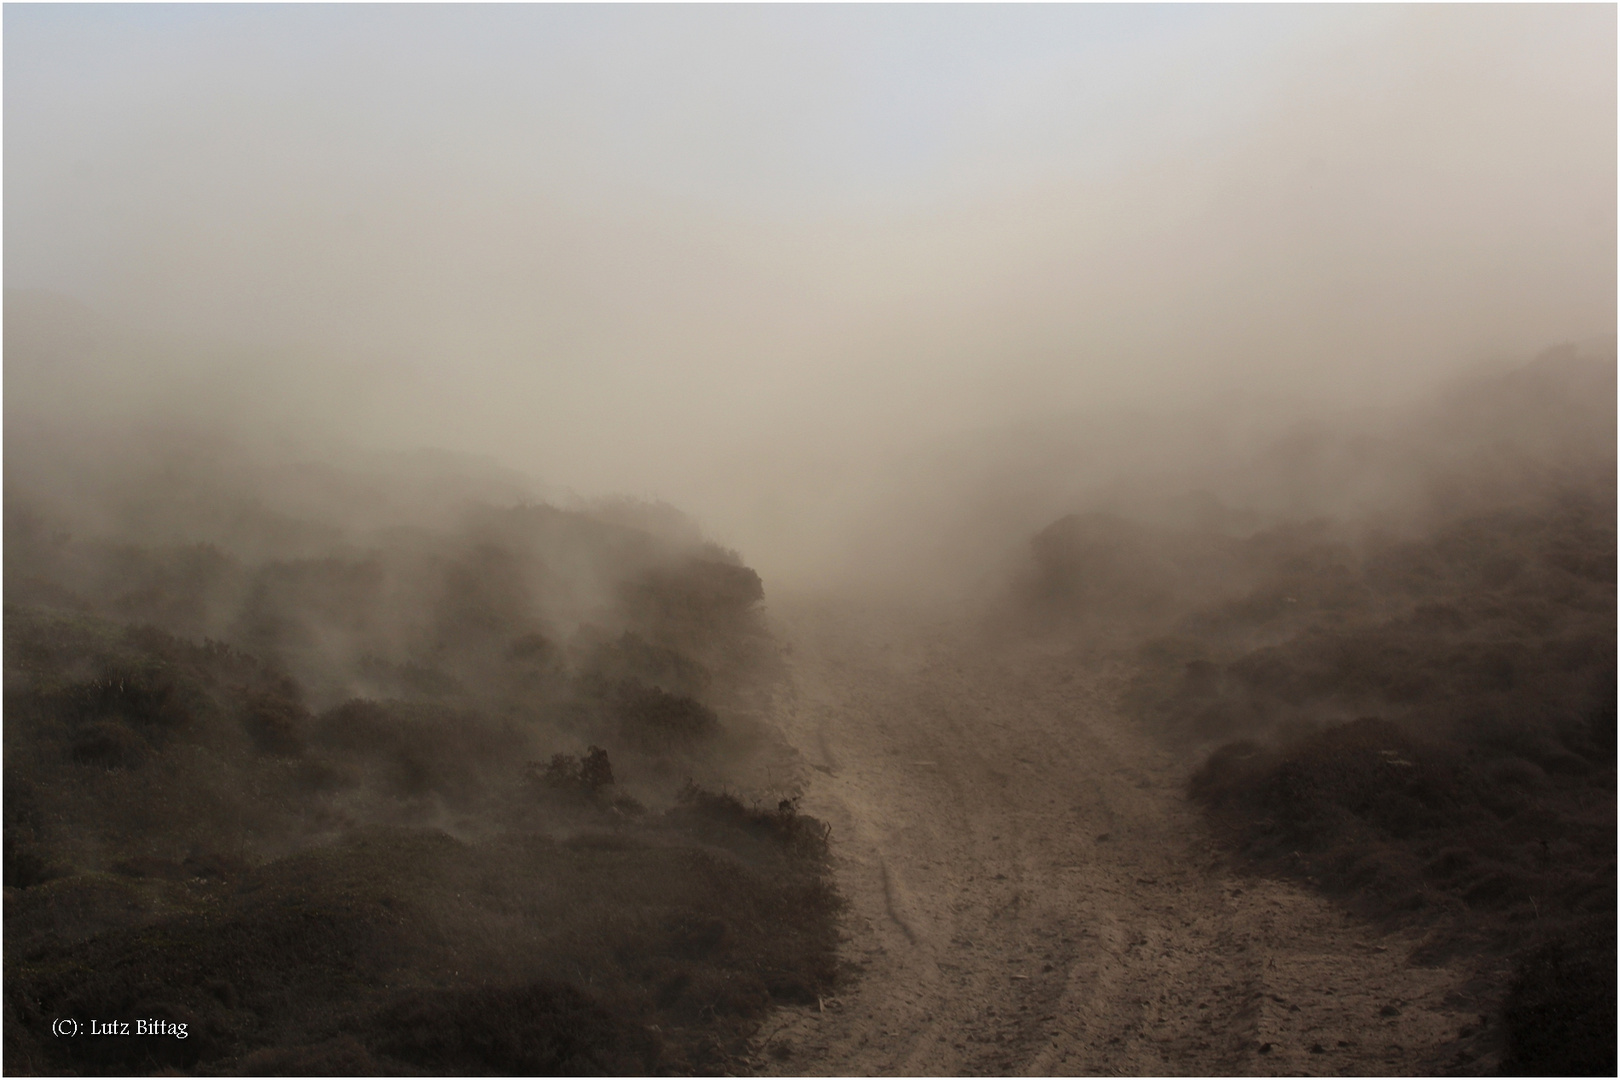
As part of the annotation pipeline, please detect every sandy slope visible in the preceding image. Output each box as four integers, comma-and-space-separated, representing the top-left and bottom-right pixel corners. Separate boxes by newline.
746, 596, 1499, 1076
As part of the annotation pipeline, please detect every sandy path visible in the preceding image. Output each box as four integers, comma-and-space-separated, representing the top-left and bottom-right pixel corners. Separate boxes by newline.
748, 597, 1495, 1076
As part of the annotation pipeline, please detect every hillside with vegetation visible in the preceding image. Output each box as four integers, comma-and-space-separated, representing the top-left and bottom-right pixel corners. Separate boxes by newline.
3, 450, 840, 1075
1012, 345, 1616, 1075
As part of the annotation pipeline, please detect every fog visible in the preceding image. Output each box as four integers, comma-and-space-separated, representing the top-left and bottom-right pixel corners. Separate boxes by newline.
6, 4, 1615, 590
6, 9, 1617, 1074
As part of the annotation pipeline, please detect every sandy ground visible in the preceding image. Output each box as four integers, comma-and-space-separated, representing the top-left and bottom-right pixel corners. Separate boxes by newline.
744, 596, 1501, 1077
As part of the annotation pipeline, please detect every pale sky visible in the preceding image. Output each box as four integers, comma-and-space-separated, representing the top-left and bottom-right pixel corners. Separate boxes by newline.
6, 4, 1616, 583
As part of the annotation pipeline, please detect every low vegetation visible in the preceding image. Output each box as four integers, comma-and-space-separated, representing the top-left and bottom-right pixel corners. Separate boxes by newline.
1017, 347, 1616, 1075
4, 481, 839, 1075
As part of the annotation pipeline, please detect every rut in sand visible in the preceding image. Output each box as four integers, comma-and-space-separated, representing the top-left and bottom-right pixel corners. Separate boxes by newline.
750, 596, 1494, 1077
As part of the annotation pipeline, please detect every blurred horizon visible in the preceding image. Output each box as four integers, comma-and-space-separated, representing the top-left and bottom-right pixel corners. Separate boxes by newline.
6, 4, 1615, 586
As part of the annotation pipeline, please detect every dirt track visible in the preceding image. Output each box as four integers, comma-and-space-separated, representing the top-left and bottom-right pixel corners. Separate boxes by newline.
748, 597, 1498, 1076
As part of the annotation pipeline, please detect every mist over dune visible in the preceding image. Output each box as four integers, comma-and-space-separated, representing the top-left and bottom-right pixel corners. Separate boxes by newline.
4, 5, 1615, 1077
6, 4, 1614, 587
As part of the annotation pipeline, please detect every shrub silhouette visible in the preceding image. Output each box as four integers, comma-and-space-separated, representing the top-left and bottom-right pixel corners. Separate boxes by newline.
529, 746, 631, 812
668, 783, 831, 863
1502, 929, 1618, 1076
613, 682, 720, 752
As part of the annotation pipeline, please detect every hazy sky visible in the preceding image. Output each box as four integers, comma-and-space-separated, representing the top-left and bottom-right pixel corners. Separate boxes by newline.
6, 4, 1616, 580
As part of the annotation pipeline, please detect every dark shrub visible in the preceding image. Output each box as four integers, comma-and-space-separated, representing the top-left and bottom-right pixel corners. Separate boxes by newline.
69, 719, 148, 768
1254, 717, 1458, 831
613, 682, 720, 752
674, 968, 772, 1020
618, 558, 765, 650
1502, 928, 1617, 1076
668, 784, 830, 862
532, 746, 616, 796
366, 981, 660, 1075
313, 698, 520, 801
582, 631, 711, 699
1023, 513, 1179, 618
241, 689, 309, 756
579, 745, 615, 790
74, 661, 197, 731
1187, 740, 1271, 810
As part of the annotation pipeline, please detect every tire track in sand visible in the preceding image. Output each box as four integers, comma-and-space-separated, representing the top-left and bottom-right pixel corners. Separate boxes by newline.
749, 596, 1494, 1076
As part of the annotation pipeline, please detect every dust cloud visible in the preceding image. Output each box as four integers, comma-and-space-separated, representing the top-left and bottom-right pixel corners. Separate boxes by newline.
7, 4, 1614, 593
6, 8, 1615, 1076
